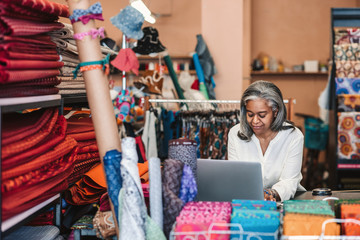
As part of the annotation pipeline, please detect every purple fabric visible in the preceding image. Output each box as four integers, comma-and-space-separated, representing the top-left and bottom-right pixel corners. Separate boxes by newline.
178, 164, 197, 204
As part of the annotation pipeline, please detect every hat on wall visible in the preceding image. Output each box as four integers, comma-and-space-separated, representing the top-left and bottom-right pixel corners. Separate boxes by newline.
110, 5, 144, 40
132, 27, 166, 55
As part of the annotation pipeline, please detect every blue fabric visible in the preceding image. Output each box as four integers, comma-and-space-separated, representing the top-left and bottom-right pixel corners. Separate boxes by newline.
178, 164, 197, 204
161, 109, 174, 156
103, 149, 122, 219
69, 2, 103, 21
232, 199, 277, 211
110, 5, 144, 40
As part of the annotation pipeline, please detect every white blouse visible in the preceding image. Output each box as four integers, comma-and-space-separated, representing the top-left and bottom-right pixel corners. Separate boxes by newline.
227, 123, 305, 201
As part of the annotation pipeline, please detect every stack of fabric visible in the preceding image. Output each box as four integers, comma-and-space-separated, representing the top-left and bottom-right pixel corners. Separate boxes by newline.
174, 201, 232, 240
49, 23, 118, 96
1, 108, 78, 220
230, 200, 279, 240
64, 110, 100, 185
341, 203, 360, 235
0, 0, 69, 98
282, 200, 340, 236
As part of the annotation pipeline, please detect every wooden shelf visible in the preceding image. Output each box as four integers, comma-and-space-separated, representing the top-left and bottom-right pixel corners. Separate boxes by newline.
251, 71, 328, 76
137, 70, 197, 75
137, 55, 192, 61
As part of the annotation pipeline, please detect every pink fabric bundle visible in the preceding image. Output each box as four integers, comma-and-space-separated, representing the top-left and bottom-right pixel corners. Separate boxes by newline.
0, 16, 64, 36
0, 50, 60, 61
2, 35, 57, 46
2, 0, 69, 18
0, 2, 58, 22
0, 42, 57, 54
3, 77, 60, 87
175, 201, 232, 240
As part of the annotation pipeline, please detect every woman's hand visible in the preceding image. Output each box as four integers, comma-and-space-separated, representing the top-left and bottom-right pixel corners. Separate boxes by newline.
263, 189, 279, 201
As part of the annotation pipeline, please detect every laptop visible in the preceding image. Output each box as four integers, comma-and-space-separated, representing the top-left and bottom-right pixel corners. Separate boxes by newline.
196, 159, 264, 202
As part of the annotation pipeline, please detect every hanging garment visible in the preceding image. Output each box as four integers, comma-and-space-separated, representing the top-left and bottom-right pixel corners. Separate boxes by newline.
142, 110, 158, 159
148, 157, 163, 230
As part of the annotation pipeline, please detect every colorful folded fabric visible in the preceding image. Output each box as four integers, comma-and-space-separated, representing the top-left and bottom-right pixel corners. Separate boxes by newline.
175, 201, 231, 240
337, 112, 360, 159
0, 16, 64, 36
232, 199, 277, 211
0, 69, 60, 83
335, 60, 360, 78
283, 213, 340, 236
341, 204, 360, 235
67, 158, 100, 185
338, 94, 360, 112
2, 115, 67, 171
283, 200, 335, 216
0, 58, 64, 70
334, 43, 360, 61
2, 0, 70, 18
93, 210, 116, 239
65, 163, 107, 205
335, 78, 360, 95
2, 109, 58, 159
0, 50, 60, 60
0, 86, 59, 98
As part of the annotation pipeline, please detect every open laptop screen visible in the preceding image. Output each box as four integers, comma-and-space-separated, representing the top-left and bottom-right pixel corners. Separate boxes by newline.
196, 159, 264, 202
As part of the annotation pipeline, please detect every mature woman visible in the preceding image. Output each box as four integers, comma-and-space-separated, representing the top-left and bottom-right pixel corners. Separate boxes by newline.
227, 80, 305, 201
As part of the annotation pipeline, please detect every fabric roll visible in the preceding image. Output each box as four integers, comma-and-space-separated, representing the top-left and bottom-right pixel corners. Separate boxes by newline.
337, 94, 360, 112
0, 16, 64, 36
103, 149, 122, 220
168, 138, 198, 179
2, 0, 70, 18
335, 78, 360, 95
3, 225, 61, 240
178, 164, 197, 204
142, 110, 158, 160
162, 158, 184, 238
163, 54, 185, 99
337, 112, 360, 159
0, 58, 64, 70
335, 60, 360, 78
192, 52, 209, 99
149, 157, 163, 230
118, 137, 166, 240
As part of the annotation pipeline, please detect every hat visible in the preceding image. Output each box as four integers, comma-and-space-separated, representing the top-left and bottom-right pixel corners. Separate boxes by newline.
110, 48, 139, 75
133, 70, 163, 95
132, 27, 166, 55
110, 5, 144, 40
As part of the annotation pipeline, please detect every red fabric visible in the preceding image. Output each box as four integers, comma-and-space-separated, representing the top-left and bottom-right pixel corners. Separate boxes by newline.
2, 35, 56, 46
0, 2, 59, 22
0, 42, 57, 54
191, 78, 200, 90
99, 192, 111, 212
68, 131, 96, 141
2, 109, 58, 159
2, 108, 54, 145
111, 48, 139, 75
77, 142, 98, 153
4, 77, 61, 87
135, 136, 147, 162
2, 116, 67, 171
3, 0, 70, 18
0, 58, 63, 70
0, 50, 60, 60
0, 16, 64, 36
2, 136, 77, 180
68, 158, 101, 185
0, 69, 60, 83
2, 178, 68, 221
0, 86, 59, 98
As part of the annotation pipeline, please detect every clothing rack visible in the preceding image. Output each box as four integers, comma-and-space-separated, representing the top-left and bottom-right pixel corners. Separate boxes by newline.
145, 98, 296, 121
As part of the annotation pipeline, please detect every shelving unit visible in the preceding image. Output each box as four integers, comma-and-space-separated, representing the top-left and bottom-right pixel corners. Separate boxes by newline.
329, 8, 360, 189
250, 71, 328, 76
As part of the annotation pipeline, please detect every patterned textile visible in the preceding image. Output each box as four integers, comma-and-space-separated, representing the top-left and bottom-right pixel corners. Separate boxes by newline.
334, 27, 360, 45
2, 0, 69, 18
118, 137, 166, 240
337, 112, 360, 159
174, 201, 231, 240
0, 86, 58, 98
2, 35, 57, 46
337, 94, 360, 112
103, 149, 122, 220
3, 225, 62, 240
93, 210, 116, 239
0, 2, 59, 22
168, 138, 197, 179
0, 69, 60, 83
335, 60, 360, 78
178, 164, 197, 204
283, 200, 334, 216
0, 16, 64, 36
2, 77, 60, 87
232, 200, 277, 211
335, 78, 360, 95
0, 50, 59, 60
162, 158, 184, 238
334, 43, 360, 61
0, 58, 63, 70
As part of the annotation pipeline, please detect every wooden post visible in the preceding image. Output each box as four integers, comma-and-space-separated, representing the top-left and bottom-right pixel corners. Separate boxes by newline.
66, 0, 121, 233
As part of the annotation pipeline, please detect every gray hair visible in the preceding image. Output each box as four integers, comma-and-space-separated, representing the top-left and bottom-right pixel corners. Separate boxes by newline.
238, 80, 294, 141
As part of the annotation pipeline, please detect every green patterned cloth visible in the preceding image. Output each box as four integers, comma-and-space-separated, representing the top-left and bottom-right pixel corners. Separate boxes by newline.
71, 215, 94, 229
283, 200, 334, 216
